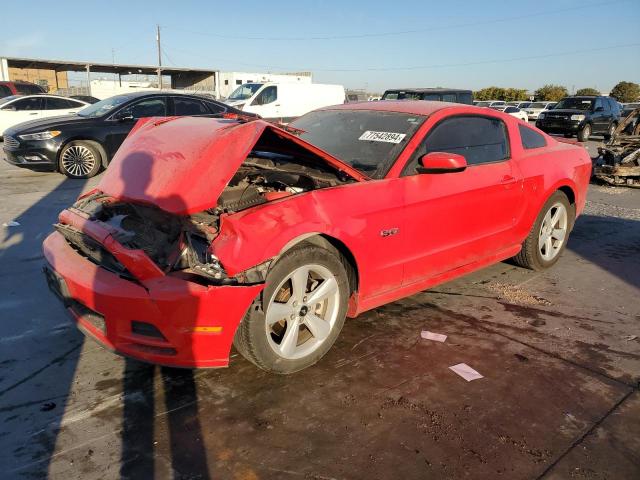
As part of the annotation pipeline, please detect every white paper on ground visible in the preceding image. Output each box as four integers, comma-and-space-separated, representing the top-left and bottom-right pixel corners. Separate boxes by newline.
3, 221, 20, 227
449, 363, 484, 382
421, 331, 447, 342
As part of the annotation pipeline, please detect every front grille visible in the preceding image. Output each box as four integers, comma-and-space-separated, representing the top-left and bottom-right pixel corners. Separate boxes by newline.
54, 224, 135, 280
3, 136, 19, 149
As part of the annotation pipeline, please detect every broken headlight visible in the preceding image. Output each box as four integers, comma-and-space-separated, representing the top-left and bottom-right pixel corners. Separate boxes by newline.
182, 232, 226, 280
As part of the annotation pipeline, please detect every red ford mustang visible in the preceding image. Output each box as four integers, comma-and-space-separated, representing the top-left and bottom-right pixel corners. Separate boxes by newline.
42, 101, 592, 373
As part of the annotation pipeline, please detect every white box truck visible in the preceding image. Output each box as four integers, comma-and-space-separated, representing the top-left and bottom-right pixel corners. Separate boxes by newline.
224, 82, 346, 122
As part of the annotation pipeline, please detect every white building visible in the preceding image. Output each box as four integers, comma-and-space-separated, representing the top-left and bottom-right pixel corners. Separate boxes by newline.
218, 71, 312, 98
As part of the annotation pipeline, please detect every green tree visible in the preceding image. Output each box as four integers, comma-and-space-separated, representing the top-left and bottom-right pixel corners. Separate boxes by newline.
575, 87, 600, 96
534, 84, 569, 101
609, 81, 640, 103
503, 88, 529, 101
473, 86, 529, 101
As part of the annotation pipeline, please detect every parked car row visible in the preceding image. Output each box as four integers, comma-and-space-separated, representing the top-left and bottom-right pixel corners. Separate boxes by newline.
3, 92, 250, 177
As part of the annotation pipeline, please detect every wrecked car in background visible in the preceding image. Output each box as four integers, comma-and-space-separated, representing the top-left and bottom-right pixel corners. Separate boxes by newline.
595, 107, 640, 188
42, 101, 592, 374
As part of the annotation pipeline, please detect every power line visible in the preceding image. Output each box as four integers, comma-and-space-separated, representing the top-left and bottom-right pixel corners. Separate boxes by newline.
162, 41, 640, 73
164, 0, 630, 41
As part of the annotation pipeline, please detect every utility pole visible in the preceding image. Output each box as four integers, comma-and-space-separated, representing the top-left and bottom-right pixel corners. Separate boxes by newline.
156, 24, 162, 90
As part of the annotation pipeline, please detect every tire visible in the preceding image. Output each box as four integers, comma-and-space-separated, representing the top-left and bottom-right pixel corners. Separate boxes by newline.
233, 244, 349, 374
577, 123, 591, 142
603, 122, 617, 140
59, 140, 102, 178
512, 191, 574, 271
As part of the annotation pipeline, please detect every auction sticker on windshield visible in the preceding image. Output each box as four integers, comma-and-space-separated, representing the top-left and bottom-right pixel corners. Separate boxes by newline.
359, 131, 407, 144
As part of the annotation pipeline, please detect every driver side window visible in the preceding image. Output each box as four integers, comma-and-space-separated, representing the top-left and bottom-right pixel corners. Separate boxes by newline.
403, 115, 509, 175
251, 86, 277, 106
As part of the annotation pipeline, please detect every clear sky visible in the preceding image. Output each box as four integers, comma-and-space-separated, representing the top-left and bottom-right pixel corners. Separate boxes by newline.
1, 0, 639, 93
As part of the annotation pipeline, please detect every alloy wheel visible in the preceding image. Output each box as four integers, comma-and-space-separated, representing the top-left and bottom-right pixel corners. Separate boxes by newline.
265, 264, 340, 360
538, 202, 568, 261
61, 145, 96, 177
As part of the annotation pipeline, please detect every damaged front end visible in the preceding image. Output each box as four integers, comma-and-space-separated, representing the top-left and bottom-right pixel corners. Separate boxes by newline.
42, 117, 361, 367
59, 145, 353, 286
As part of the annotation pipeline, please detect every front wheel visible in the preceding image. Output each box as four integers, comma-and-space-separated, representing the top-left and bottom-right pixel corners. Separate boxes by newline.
512, 191, 574, 271
233, 244, 349, 374
59, 141, 102, 178
577, 123, 591, 142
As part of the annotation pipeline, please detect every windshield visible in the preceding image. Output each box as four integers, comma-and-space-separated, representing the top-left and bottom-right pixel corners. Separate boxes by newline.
290, 109, 425, 178
475, 101, 493, 107
77, 95, 134, 118
228, 83, 263, 101
554, 98, 594, 110
529, 102, 550, 109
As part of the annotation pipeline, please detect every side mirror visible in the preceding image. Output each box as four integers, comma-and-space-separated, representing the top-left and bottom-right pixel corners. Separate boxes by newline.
115, 110, 134, 122
2, 106, 17, 111
417, 152, 467, 174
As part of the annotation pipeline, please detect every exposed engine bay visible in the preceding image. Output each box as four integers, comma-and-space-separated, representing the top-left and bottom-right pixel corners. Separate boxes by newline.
56, 149, 352, 285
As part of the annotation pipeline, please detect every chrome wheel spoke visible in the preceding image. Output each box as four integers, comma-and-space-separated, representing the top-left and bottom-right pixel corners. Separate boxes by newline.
266, 301, 293, 326
290, 266, 309, 303
552, 228, 566, 242
279, 318, 300, 357
304, 313, 331, 341
306, 277, 338, 306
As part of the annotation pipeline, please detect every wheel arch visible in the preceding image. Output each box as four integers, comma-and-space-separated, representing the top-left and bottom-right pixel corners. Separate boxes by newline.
275, 232, 360, 295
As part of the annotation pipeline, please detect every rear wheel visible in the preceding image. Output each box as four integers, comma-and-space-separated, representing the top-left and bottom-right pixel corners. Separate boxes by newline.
577, 123, 591, 142
512, 191, 573, 271
59, 141, 102, 178
234, 244, 349, 374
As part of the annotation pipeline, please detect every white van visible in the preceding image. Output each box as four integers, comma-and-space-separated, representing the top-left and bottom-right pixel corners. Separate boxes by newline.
224, 82, 345, 121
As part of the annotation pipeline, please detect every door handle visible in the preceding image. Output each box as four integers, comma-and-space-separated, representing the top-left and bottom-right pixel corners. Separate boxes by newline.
501, 175, 516, 184
29, 112, 38, 115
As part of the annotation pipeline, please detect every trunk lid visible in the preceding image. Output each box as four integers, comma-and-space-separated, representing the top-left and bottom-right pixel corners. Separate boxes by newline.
97, 116, 366, 215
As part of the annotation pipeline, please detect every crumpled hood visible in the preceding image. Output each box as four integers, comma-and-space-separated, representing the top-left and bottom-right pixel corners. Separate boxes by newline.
97, 116, 365, 215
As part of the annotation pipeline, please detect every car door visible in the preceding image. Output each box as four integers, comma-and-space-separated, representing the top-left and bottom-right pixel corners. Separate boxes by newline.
244, 86, 280, 119
42, 97, 85, 119
400, 114, 524, 285
591, 98, 607, 133
104, 96, 169, 158
0, 97, 44, 134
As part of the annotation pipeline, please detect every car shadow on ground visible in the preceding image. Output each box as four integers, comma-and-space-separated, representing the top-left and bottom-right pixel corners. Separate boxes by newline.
568, 213, 640, 289
101, 152, 211, 479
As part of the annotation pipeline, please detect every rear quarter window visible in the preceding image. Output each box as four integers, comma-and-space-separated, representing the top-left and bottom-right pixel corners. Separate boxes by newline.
519, 124, 547, 149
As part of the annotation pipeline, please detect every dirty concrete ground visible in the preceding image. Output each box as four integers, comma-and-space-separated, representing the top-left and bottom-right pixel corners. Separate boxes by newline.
0, 136, 638, 480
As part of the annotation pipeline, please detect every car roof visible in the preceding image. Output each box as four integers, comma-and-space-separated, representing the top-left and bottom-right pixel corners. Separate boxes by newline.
2, 94, 86, 100
384, 88, 471, 93
320, 100, 459, 116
